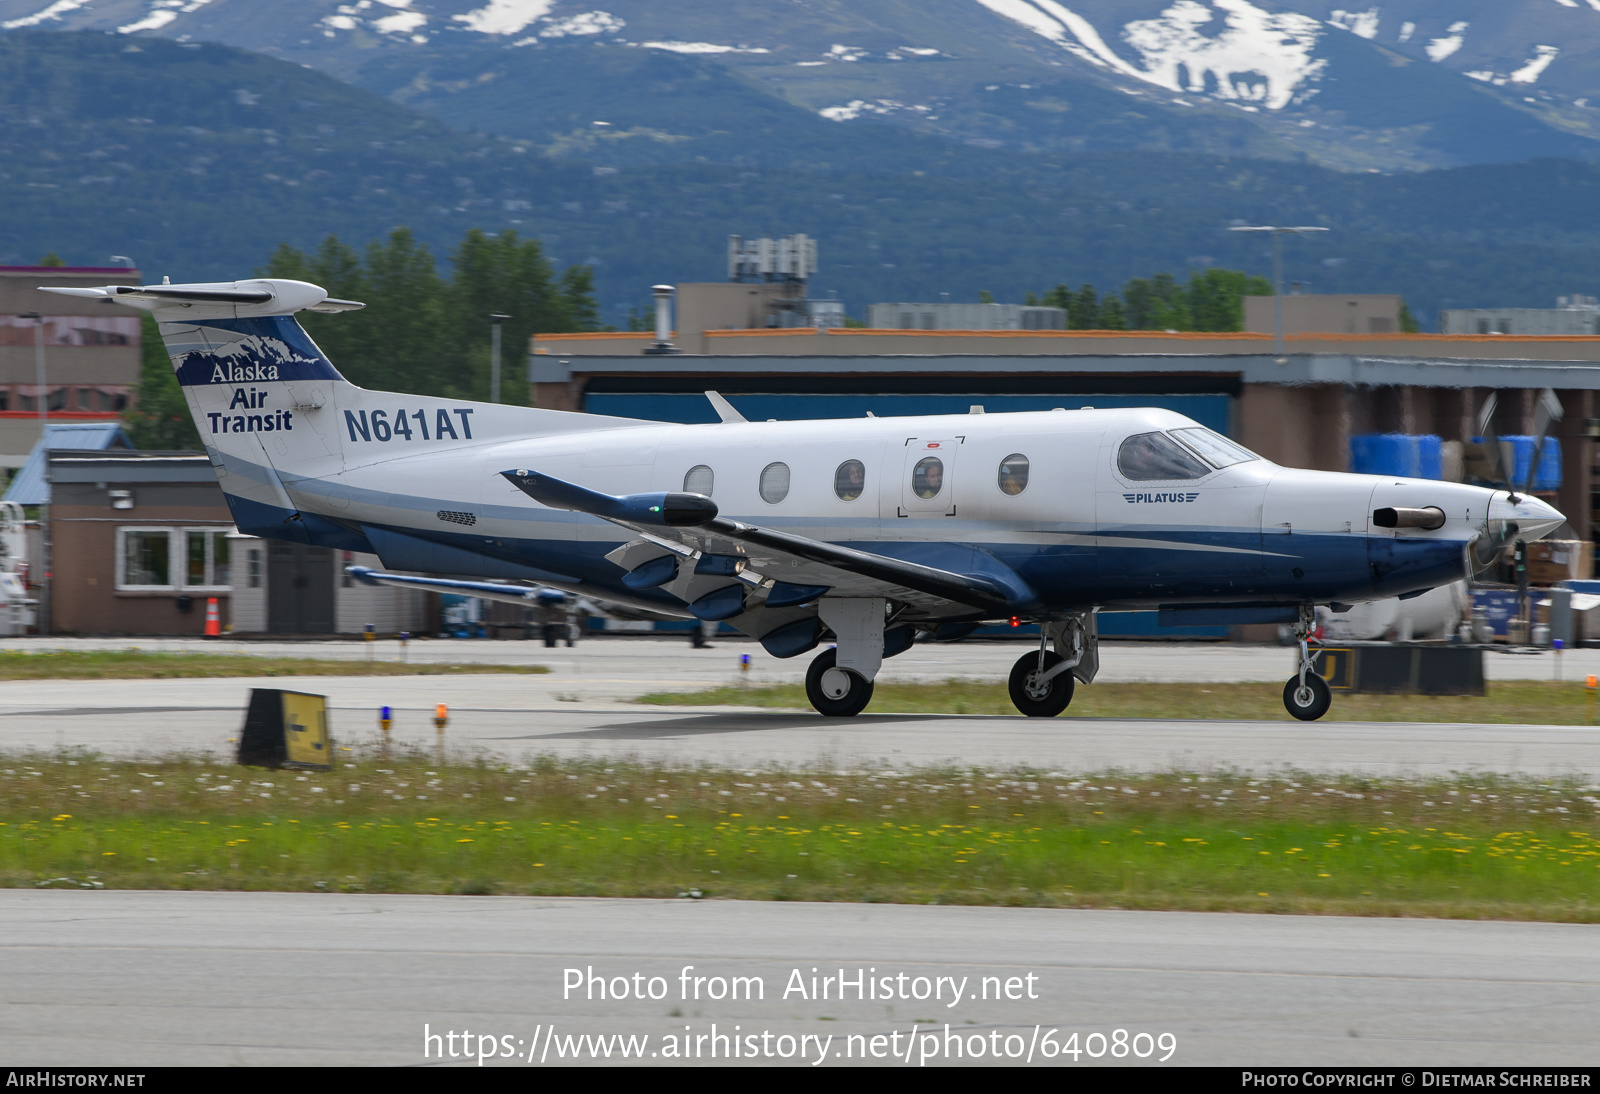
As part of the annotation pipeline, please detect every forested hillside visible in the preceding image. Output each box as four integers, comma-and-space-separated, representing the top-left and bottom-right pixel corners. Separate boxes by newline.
3, 31, 1599, 328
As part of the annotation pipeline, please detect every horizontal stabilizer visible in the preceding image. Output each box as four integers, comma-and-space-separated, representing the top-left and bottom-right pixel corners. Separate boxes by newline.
39, 278, 364, 318
345, 566, 557, 608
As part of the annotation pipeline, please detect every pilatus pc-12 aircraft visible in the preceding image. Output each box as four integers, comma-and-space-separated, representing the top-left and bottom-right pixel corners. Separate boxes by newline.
43, 278, 1565, 720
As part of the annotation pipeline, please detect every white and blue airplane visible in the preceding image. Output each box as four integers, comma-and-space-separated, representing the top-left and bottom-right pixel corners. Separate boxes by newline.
44, 278, 1565, 720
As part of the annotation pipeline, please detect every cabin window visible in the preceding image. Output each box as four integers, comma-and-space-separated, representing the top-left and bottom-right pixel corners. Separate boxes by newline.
998, 453, 1029, 496
1171, 428, 1257, 469
683, 465, 714, 496
1117, 432, 1210, 481
834, 460, 866, 501
911, 456, 945, 499
759, 462, 791, 504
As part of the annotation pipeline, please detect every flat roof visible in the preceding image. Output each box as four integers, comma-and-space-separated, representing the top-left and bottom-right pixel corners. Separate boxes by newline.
47, 451, 216, 485
534, 352, 1600, 391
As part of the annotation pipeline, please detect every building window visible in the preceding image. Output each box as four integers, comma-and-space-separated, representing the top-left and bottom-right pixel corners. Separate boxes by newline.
115, 527, 233, 590
183, 529, 231, 589
834, 459, 866, 501
248, 548, 262, 589
998, 454, 1029, 496
683, 465, 714, 496
118, 528, 172, 589
18, 388, 67, 413
759, 462, 790, 504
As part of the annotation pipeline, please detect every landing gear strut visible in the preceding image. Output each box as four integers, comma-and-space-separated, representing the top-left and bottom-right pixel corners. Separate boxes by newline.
804, 647, 875, 717
1282, 604, 1331, 721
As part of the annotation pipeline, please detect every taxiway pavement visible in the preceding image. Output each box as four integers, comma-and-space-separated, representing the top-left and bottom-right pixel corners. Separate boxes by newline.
0, 639, 1593, 775
4, 890, 1595, 1067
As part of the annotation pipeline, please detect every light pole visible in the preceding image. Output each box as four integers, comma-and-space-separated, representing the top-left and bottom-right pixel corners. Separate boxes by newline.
488, 313, 511, 403
20, 312, 45, 424
1228, 225, 1329, 358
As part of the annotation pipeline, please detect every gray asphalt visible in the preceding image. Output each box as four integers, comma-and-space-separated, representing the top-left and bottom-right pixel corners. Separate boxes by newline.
0, 633, 1589, 685
3, 891, 1595, 1067
0, 680, 1595, 776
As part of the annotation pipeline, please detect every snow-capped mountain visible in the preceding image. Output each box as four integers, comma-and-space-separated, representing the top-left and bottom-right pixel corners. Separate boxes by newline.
3, 0, 1598, 169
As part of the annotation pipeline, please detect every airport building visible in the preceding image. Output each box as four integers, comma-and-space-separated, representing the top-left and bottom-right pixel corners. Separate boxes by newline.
0, 265, 143, 474
1242, 294, 1404, 335
865, 301, 1066, 331
1440, 296, 1600, 337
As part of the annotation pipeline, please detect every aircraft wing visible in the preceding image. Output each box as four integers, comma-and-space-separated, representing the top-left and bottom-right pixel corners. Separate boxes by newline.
499, 469, 1024, 619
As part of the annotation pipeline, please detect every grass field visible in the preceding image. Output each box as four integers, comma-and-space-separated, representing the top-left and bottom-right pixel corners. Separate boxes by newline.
0, 650, 547, 679
4, 751, 1596, 920
636, 679, 1594, 723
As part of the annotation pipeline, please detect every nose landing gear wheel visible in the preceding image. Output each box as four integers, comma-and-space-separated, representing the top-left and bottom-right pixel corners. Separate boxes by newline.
1283, 674, 1332, 721
804, 648, 874, 717
1008, 649, 1076, 717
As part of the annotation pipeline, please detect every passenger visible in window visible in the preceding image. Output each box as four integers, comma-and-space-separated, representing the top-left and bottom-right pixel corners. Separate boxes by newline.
912, 457, 944, 499
998, 454, 1029, 496
834, 460, 865, 501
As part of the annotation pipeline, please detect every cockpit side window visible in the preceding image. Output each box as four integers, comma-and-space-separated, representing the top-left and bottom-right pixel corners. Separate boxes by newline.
1117, 432, 1211, 481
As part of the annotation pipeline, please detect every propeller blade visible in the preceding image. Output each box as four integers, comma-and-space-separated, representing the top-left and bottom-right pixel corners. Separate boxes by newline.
1470, 392, 1508, 490
1521, 388, 1564, 497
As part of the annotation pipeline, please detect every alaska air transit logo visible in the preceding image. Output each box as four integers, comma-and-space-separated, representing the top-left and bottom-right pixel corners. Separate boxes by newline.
169, 317, 340, 387
1124, 492, 1201, 503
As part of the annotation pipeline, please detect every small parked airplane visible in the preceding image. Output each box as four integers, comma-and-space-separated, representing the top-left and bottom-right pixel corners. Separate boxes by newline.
43, 278, 1564, 720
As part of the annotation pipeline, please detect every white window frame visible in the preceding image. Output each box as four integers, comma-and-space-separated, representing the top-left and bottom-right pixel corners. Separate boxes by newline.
180, 528, 233, 592
115, 526, 176, 591
115, 526, 236, 592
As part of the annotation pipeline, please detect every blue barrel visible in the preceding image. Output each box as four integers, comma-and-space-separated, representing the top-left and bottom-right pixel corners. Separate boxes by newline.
1350, 434, 1444, 479
1415, 434, 1442, 480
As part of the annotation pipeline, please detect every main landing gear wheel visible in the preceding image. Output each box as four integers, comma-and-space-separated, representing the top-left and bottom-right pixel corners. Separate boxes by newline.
1008, 649, 1076, 717
805, 648, 875, 717
1282, 674, 1331, 721
1283, 603, 1331, 721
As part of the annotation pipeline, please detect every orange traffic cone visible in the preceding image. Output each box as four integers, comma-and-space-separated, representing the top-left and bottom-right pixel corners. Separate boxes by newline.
203, 597, 221, 639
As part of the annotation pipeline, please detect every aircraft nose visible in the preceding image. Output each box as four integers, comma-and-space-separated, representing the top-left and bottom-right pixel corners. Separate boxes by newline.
1495, 492, 1565, 543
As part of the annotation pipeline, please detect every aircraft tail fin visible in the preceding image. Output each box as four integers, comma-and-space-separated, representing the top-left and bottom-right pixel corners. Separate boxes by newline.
41, 278, 358, 389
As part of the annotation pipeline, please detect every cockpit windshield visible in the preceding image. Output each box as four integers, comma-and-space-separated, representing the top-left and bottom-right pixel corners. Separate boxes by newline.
1170, 427, 1259, 469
